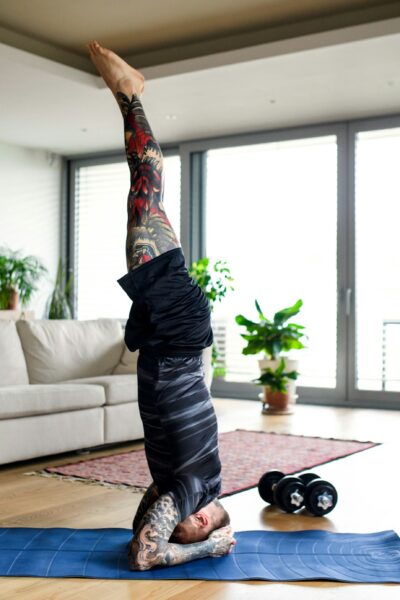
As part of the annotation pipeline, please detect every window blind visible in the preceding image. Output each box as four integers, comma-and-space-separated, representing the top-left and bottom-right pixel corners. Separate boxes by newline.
73, 156, 181, 320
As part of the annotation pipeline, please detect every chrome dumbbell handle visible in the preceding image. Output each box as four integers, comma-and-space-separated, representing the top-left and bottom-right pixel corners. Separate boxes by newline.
317, 492, 334, 511
273, 482, 304, 508
290, 489, 305, 508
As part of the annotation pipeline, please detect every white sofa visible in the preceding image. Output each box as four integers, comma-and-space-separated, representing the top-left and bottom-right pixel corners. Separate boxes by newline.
0, 318, 212, 466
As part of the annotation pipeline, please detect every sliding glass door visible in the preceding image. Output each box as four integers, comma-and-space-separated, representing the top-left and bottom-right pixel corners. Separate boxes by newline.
196, 119, 400, 407
349, 121, 400, 406
200, 127, 345, 402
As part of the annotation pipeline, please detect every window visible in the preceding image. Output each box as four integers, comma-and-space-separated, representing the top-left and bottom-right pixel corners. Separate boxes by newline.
73, 155, 181, 319
205, 136, 338, 388
69, 116, 400, 409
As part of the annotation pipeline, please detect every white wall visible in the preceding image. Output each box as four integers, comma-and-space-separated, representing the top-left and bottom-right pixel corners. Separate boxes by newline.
0, 140, 63, 318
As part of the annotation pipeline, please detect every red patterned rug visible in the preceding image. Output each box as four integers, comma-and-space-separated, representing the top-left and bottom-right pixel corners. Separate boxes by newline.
25, 430, 379, 497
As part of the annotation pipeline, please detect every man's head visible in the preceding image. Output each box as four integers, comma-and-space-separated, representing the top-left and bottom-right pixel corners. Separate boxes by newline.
169, 498, 230, 544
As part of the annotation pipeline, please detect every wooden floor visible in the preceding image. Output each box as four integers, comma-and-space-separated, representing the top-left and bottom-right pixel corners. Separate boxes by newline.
1, 399, 399, 599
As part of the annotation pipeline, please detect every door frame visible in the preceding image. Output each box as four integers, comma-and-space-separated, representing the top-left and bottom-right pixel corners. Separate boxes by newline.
180, 122, 350, 406
180, 115, 400, 409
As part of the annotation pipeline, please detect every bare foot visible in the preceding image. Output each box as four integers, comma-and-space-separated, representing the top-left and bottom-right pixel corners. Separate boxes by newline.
86, 40, 145, 99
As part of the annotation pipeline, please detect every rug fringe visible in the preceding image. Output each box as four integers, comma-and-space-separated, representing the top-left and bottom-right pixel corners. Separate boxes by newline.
22, 470, 147, 494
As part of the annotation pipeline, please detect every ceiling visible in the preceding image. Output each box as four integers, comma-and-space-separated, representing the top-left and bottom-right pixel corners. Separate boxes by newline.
1, 0, 400, 156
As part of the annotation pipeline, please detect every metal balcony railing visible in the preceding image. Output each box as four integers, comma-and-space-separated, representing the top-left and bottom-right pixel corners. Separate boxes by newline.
381, 320, 400, 391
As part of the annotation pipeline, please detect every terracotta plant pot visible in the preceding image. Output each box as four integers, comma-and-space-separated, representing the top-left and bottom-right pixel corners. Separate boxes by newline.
258, 357, 299, 406
261, 387, 293, 415
8, 288, 19, 310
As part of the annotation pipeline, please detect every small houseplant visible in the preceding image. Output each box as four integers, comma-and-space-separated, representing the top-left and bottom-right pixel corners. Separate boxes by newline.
45, 258, 73, 319
235, 298, 306, 408
0, 246, 48, 311
253, 357, 299, 414
189, 257, 234, 380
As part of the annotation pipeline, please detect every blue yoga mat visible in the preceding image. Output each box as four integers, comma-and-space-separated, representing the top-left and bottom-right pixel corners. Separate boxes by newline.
0, 527, 399, 583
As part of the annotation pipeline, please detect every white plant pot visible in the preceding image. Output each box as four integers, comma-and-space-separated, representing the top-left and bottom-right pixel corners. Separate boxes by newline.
258, 356, 299, 405
202, 344, 213, 391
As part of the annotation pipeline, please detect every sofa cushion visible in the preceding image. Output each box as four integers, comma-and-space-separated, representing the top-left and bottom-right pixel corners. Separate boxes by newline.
0, 320, 29, 385
16, 318, 124, 384
112, 345, 139, 375
0, 384, 105, 419
57, 374, 137, 405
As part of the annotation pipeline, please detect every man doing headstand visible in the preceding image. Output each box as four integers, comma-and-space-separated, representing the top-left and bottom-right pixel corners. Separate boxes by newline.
87, 40, 236, 571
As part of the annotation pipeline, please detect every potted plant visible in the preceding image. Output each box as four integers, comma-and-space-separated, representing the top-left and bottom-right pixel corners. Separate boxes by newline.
235, 298, 307, 407
0, 247, 48, 311
45, 258, 73, 319
253, 357, 299, 414
188, 257, 234, 386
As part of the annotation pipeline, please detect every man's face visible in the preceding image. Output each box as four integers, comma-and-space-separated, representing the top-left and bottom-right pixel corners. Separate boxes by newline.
170, 513, 213, 544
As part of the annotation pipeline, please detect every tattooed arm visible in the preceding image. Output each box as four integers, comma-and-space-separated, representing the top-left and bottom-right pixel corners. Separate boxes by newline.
128, 493, 235, 571
132, 482, 159, 534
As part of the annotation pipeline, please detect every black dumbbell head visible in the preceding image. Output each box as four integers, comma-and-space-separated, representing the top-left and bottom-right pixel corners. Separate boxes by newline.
274, 476, 306, 513
304, 479, 338, 516
298, 472, 320, 486
258, 470, 285, 504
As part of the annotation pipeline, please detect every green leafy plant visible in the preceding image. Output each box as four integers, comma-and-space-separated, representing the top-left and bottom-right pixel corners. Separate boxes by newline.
253, 357, 299, 392
0, 246, 48, 309
46, 258, 73, 319
235, 298, 307, 359
189, 257, 234, 377
188, 257, 234, 308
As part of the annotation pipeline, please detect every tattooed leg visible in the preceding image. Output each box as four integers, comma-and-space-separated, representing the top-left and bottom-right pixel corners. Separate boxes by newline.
116, 91, 181, 270
132, 481, 159, 534
128, 493, 235, 571
86, 40, 180, 270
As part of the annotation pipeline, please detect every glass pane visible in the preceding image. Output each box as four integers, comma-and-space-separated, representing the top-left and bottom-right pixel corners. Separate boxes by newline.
355, 128, 400, 391
205, 136, 338, 388
75, 155, 181, 320
163, 155, 181, 242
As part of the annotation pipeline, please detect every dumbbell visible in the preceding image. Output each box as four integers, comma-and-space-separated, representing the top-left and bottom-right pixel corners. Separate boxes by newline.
258, 470, 338, 516
258, 470, 306, 513
299, 472, 338, 517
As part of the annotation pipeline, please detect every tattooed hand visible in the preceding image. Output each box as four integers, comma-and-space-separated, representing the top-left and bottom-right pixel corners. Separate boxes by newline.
208, 525, 236, 557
